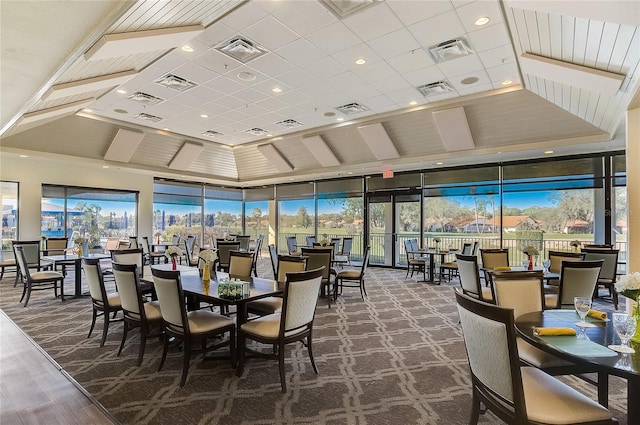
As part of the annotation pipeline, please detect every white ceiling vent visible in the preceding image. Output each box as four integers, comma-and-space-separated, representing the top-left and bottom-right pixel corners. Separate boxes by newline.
202, 130, 223, 137
215, 36, 268, 64
320, 0, 383, 19
416, 81, 455, 97
335, 102, 369, 115
276, 119, 303, 129
134, 112, 163, 123
127, 92, 164, 106
244, 128, 269, 136
154, 74, 197, 92
429, 38, 474, 63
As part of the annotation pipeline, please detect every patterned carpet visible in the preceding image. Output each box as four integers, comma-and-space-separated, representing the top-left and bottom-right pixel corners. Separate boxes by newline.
0, 261, 629, 425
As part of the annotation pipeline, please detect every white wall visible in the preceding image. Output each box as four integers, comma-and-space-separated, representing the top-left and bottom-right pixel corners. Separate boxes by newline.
1, 155, 154, 240
626, 107, 639, 313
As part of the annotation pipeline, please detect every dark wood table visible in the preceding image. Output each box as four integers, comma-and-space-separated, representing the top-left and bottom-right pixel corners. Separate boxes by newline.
411, 249, 458, 284
43, 253, 111, 298
515, 310, 639, 425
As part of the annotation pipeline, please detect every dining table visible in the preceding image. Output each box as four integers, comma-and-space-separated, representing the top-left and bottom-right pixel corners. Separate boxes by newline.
410, 249, 458, 284
43, 253, 111, 298
515, 310, 639, 425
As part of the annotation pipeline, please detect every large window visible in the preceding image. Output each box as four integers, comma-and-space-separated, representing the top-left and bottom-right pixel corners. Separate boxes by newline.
1, 181, 18, 250
42, 185, 138, 249
277, 183, 315, 253
153, 181, 202, 246
204, 186, 243, 246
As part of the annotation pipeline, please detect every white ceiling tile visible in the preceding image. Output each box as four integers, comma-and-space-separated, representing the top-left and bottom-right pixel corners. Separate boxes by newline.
458, 82, 494, 96
188, 85, 223, 100
201, 100, 232, 115
387, 49, 435, 74
275, 105, 308, 119
360, 94, 398, 112
449, 69, 491, 91
172, 40, 210, 59
300, 56, 348, 79
305, 21, 361, 55
341, 84, 381, 100
172, 92, 207, 108
342, 3, 404, 42
353, 60, 399, 83
192, 49, 242, 74
247, 52, 293, 77
486, 63, 520, 84
425, 91, 460, 102
243, 15, 301, 51
142, 51, 189, 79
317, 91, 353, 108
204, 76, 245, 95
409, 10, 466, 49
194, 23, 237, 48
386, 0, 453, 27
221, 108, 252, 121
277, 68, 319, 89
210, 95, 246, 110
367, 28, 421, 59
402, 65, 447, 86
298, 80, 339, 98
233, 87, 271, 104
256, 110, 288, 123
220, 2, 269, 31
325, 71, 366, 90
436, 54, 484, 78
370, 75, 413, 92
241, 103, 269, 117
386, 87, 425, 105
272, 1, 337, 36
477, 44, 516, 69
172, 62, 219, 84
274, 89, 312, 105
467, 23, 510, 52
224, 65, 269, 87
253, 0, 288, 14
455, 0, 504, 34
276, 38, 326, 66
331, 43, 382, 69
255, 96, 290, 112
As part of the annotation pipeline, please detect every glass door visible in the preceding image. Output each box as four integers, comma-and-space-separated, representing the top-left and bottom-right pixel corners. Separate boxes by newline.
395, 194, 421, 267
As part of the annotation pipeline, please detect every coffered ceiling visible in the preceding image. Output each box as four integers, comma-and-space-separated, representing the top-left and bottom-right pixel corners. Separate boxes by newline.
1, 0, 638, 186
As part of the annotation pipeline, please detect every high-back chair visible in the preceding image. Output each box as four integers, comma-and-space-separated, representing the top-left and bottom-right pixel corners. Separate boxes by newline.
268, 244, 278, 279
582, 248, 620, 309
44, 237, 69, 255
236, 235, 251, 251
330, 238, 341, 254
112, 262, 162, 366
338, 237, 353, 264
0, 249, 16, 280
546, 260, 603, 309
470, 241, 479, 256
82, 257, 122, 347
128, 236, 139, 249
11, 240, 53, 286
229, 250, 253, 280
306, 235, 316, 247
111, 248, 155, 298
105, 237, 121, 252
151, 268, 235, 387
302, 247, 335, 308
480, 248, 509, 282
456, 254, 494, 302
216, 241, 240, 272
285, 236, 299, 255
236, 267, 325, 393
440, 242, 472, 281
548, 250, 585, 274
14, 245, 64, 307
250, 235, 263, 277
335, 246, 370, 301
171, 234, 181, 246
142, 236, 165, 265
183, 238, 198, 267
455, 290, 616, 425
404, 239, 425, 279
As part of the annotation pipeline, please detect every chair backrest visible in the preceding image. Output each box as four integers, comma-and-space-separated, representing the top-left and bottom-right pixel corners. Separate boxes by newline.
557, 260, 603, 308
118, 240, 130, 250
111, 248, 145, 277
13, 245, 32, 280
185, 235, 196, 251
45, 237, 68, 255
286, 236, 298, 255
455, 290, 525, 421
470, 241, 479, 256
456, 254, 488, 301
301, 247, 332, 281
236, 235, 251, 251
268, 244, 278, 278
82, 258, 109, 304
480, 249, 509, 269
360, 246, 371, 276
306, 235, 316, 246
105, 237, 120, 252
330, 238, 341, 255
581, 248, 619, 282
409, 238, 419, 252
460, 242, 473, 255
11, 240, 41, 266
216, 241, 240, 267
276, 255, 307, 283
128, 236, 139, 249
491, 271, 544, 319
229, 250, 253, 279
151, 268, 189, 335
112, 262, 145, 317
141, 236, 152, 255
404, 239, 413, 257
547, 250, 585, 274
171, 235, 181, 246
583, 244, 614, 249
341, 237, 353, 255
280, 267, 324, 334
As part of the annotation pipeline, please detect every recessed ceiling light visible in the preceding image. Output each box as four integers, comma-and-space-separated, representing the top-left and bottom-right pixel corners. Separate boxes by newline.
200, 114, 208, 118
162, 127, 170, 131
116, 89, 127, 94
409, 101, 417, 106
355, 58, 367, 65
461, 76, 479, 85
83, 108, 93, 113
502, 80, 513, 86
237, 71, 256, 81
436, 162, 444, 165
347, 171, 353, 175
114, 108, 128, 114
323, 111, 336, 117
181, 45, 194, 53
337, 117, 344, 121
19, 155, 28, 158
475, 16, 490, 26
272, 87, 282, 93
544, 150, 554, 154
102, 165, 109, 169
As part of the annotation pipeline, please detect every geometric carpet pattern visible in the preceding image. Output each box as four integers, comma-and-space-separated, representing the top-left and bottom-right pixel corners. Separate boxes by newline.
0, 262, 629, 425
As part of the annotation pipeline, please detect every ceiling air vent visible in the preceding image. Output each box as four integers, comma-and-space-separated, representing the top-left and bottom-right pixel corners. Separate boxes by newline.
154, 73, 197, 92
416, 81, 455, 97
215, 36, 268, 64
429, 38, 474, 63
335, 102, 369, 115
275, 119, 303, 129
244, 128, 270, 136
202, 130, 223, 137
127, 91, 164, 106
134, 112, 163, 123
320, 0, 383, 19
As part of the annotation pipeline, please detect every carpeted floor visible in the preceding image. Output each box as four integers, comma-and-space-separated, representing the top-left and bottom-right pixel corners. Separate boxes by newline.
0, 261, 629, 425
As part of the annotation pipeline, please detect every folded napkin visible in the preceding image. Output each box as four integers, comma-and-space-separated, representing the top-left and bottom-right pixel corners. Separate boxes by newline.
533, 327, 577, 336
494, 266, 511, 271
587, 309, 607, 320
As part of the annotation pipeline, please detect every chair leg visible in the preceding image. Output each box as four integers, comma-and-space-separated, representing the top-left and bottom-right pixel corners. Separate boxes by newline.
360, 279, 367, 299
278, 342, 287, 393
469, 391, 481, 425
19, 281, 27, 302
137, 327, 148, 367
179, 343, 191, 387
88, 307, 97, 338
236, 333, 245, 376
158, 334, 170, 372
118, 322, 129, 357
100, 310, 110, 347
23, 283, 32, 307
307, 334, 318, 375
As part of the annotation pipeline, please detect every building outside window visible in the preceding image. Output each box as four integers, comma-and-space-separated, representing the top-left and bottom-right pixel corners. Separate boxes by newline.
1, 181, 18, 251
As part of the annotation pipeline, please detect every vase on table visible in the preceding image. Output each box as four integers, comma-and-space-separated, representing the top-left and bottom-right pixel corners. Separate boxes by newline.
171, 256, 177, 270
77, 244, 83, 258
527, 255, 533, 270
202, 261, 211, 293
632, 301, 640, 344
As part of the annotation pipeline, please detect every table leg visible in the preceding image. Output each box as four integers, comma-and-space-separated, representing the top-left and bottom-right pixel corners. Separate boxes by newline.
74, 260, 82, 297
629, 378, 640, 425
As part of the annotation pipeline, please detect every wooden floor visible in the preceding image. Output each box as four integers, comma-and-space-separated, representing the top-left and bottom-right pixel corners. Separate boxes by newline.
0, 309, 118, 425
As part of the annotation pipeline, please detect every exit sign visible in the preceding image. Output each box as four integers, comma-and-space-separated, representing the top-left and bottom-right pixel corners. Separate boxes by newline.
382, 170, 394, 179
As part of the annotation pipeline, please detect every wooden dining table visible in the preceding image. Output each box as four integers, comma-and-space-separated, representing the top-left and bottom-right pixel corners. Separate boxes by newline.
515, 310, 639, 425
409, 249, 458, 284
43, 253, 111, 298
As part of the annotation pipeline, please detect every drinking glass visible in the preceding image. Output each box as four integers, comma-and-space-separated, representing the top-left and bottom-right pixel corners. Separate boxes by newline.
521, 260, 529, 269
542, 259, 551, 273
574, 297, 593, 331
611, 313, 637, 354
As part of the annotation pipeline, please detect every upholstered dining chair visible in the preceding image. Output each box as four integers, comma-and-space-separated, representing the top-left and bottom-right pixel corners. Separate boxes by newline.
545, 260, 603, 309
228, 250, 253, 280
128, 236, 139, 249
404, 239, 425, 279
236, 235, 251, 251
301, 247, 336, 308
334, 237, 353, 267
0, 249, 16, 280
112, 262, 162, 366
547, 250, 585, 274
479, 248, 509, 283
582, 248, 620, 309
305, 235, 316, 247
455, 290, 617, 425
456, 254, 494, 303
183, 236, 199, 267
285, 236, 300, 256
11, 240, 53, 287
14, 245, 64, 307
83, 257, 122, 347
111, 248, 155, 299
142, 236, 165, 265
250, 235, 263, 277
268, 244, 278, 279
44, 237, 70, 256
236, 267, 324, 393
215, 241, 240, 272
440, 242, 472, 282
334, 246, 370, 301
151, 268, 235, 387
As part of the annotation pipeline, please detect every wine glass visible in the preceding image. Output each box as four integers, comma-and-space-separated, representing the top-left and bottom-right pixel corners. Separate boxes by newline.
611, 313, 637, 354
521, 260, 529, 269
574, 297, 594, 332
542, 259, 551, 273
